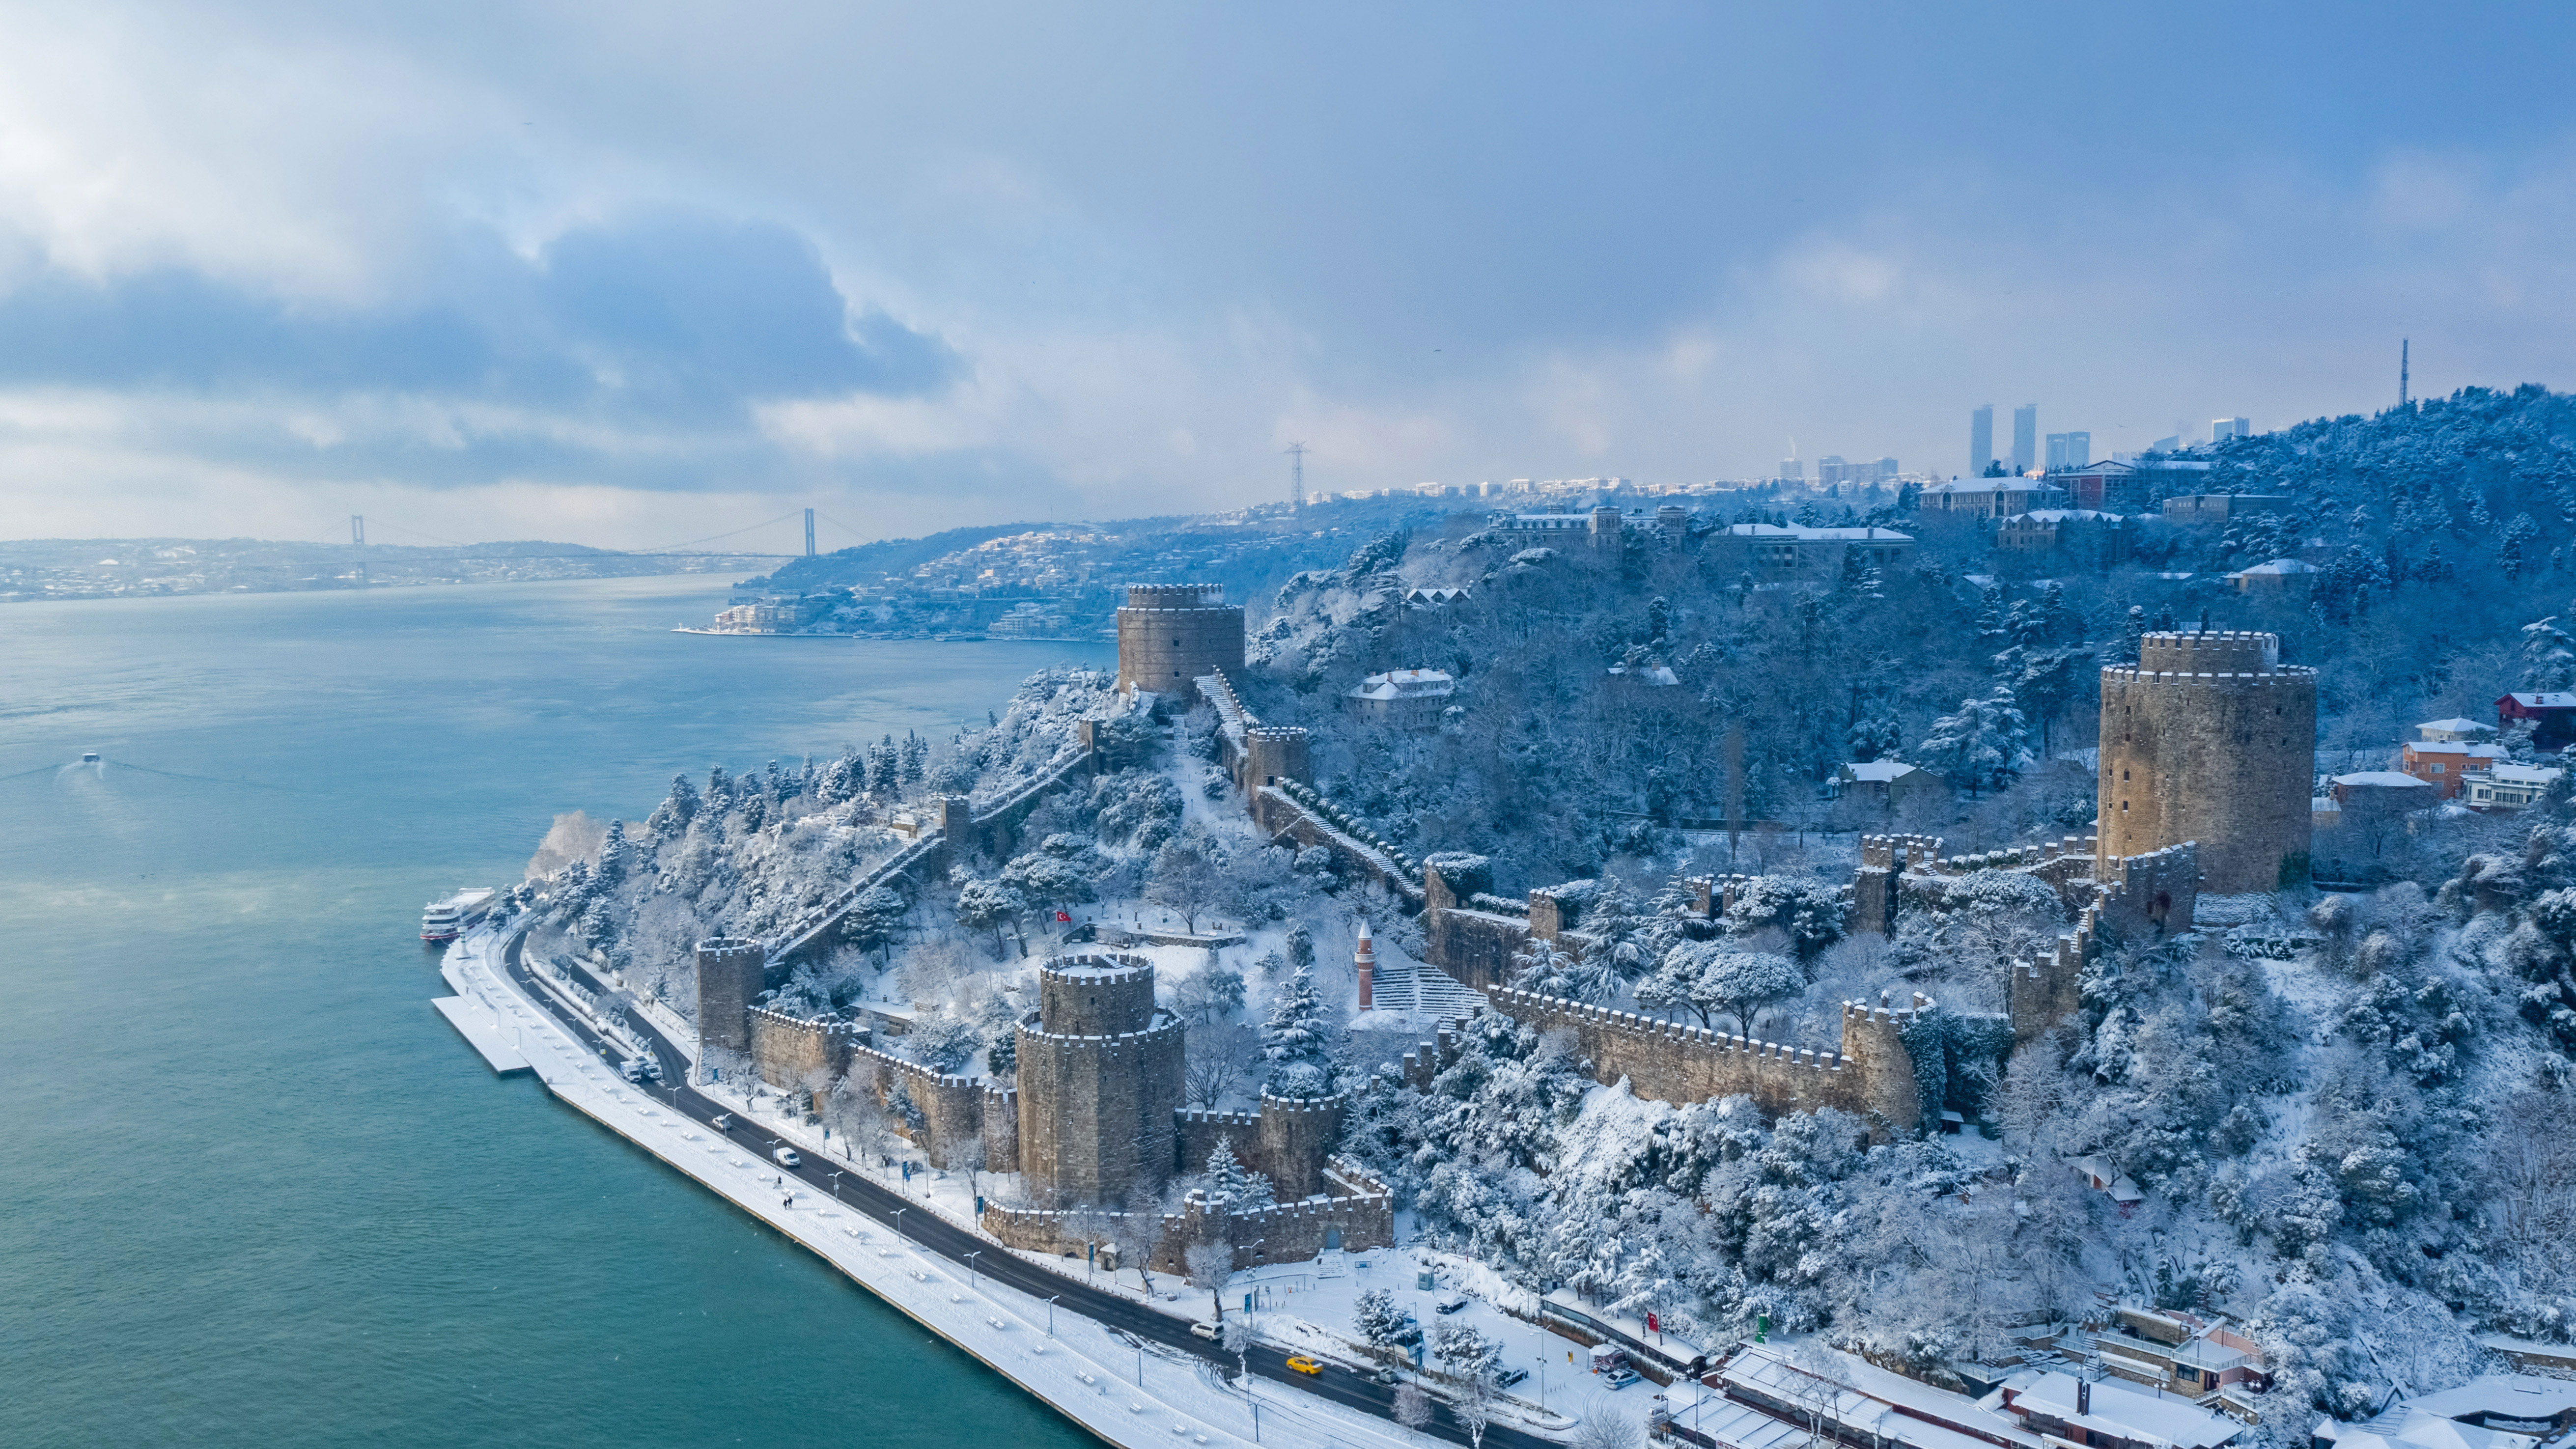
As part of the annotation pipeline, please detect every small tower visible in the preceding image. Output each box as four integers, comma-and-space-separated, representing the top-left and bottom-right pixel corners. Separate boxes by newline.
1354, 920, 1375, 1011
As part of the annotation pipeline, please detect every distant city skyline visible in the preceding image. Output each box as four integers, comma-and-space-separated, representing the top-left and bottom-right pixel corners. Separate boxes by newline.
0, 5, 2564, 546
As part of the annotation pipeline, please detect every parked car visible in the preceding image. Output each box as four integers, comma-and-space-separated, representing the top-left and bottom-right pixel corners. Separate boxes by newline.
1494, 1367, 1528, 1389
1433, 1292, 1470, 1314
1286, 1356, 1323, 1376
1602, 1367, 1641, 1390
1189, 1321, 1221, 1341
771, 1146, 802, 1168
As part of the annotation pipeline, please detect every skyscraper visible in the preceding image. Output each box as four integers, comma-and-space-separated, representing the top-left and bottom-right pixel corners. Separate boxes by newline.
1970, 404, 1994, 475
2044, 431, 2092, 472
2012, 405, 2037, 474
2212, 417, 2250, 442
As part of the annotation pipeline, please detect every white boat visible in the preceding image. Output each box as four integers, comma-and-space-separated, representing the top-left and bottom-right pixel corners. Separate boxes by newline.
420, 887, 499, 943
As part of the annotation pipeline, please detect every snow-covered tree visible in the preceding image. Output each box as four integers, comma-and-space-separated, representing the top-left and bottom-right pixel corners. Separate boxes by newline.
1353, 1288, 1410, 1348
1201, 1137, 1276, 1210
1916, 685, 2034, 797
1261, 967, 1334, 1064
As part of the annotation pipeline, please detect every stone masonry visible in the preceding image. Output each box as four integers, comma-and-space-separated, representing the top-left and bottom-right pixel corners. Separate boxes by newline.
1014, 954, 1187, 1206
1116, 584, 1244, 701
2100, 630, 2315, 894
693, 937, 771, 1052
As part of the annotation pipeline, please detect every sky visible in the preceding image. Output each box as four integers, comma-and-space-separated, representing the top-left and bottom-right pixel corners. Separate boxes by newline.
7, 2, 2576, 550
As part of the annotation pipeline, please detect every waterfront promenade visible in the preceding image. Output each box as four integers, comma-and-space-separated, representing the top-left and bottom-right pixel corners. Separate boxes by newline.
432, 921, 1536, 1449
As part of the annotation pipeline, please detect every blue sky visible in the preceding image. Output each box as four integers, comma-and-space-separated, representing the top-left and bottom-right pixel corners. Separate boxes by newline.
5, 1, 2576, 546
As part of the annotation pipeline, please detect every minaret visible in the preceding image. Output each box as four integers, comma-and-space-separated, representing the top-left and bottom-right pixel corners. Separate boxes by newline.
1354, 919, 1375, 1011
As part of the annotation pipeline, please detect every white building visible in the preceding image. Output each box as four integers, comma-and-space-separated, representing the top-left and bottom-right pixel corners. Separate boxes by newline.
1345, 669, 1455, 725
2466, 764, 2564, 810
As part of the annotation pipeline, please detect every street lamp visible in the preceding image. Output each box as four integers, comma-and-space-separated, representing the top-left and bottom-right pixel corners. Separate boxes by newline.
892, 1207, 908, 1239
1046, 1295, 1059, 1336
963, 1251, 981, 1288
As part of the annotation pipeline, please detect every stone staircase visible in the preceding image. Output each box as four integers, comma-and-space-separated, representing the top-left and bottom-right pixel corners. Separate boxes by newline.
1371, 953, 1487, 1016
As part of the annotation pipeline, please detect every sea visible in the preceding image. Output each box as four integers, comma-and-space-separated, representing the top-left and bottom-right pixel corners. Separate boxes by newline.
0, 575, 1111, 1448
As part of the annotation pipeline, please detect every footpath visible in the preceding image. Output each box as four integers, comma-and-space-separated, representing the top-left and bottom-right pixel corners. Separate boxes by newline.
431, 921, 1481, 1449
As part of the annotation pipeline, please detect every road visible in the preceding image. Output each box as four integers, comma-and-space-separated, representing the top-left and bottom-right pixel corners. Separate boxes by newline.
501, 928, 1555, 1449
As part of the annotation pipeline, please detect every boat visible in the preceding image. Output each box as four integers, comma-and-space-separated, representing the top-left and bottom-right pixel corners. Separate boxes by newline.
420, 887, 500, 943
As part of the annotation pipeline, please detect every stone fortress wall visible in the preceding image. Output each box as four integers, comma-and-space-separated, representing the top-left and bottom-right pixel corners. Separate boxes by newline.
2100, 630, 2315, 894
693, 937, 771, 1052
980, 1156, 1395, 1275
1116, 584, 1244, 702
1014, 954, 1187, 1206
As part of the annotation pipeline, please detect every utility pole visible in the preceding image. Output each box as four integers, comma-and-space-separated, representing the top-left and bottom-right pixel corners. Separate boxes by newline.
2400, 339, 2410, 408
350, 515, 366, 588
1283, 442, 1307, 508
804, 507, 817, 557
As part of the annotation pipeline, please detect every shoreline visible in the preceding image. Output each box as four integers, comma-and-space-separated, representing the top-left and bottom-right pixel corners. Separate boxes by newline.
432, 922, 1458, 1449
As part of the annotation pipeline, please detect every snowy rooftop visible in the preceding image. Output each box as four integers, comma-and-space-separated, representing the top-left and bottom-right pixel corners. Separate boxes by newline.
1923, 479, 2063, 494
2488, 764, 2565, 786
2011, 1370, 2241, 1449
1722, 1342, 2041, 1449
2407, 742, 2508, 760
1347, 669, 1455, 700
2335, 771, 2435, 789
2232, 558, 2319, 576
2504, 692, 2576, 708
1841, 760, 1925, 782
2408, 1374, 2576, 1424
1721, 523, 1914, 542
2417, 717, 2497, 736
2012, 509, 2127, 522
2319, 1408, 2538, 1449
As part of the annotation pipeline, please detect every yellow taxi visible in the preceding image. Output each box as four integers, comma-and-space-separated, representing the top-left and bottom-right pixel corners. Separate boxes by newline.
1285, 1355, 1323, 1376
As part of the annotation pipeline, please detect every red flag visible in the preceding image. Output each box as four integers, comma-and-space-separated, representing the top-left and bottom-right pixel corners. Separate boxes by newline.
1647, 1312, 1659, 1333
1056, 910, 1070, 922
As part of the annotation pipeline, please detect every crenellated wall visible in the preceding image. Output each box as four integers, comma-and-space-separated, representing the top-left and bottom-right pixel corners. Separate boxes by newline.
1481, 985, 1931, 1136
747, 1004, 864, 1089
693, 937, 772, 1052
2100, 630, 2315, 894
980, 1158, 1395, 1271
842, 1038, 991, 1169
1016, 953, 1186, 1207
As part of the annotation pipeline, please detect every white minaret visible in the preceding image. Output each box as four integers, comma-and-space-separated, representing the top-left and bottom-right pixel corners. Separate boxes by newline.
1354, 919, 1375, 1011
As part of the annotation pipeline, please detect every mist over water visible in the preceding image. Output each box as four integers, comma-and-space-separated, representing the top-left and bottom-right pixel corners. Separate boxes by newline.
0, 576, 1107, 1449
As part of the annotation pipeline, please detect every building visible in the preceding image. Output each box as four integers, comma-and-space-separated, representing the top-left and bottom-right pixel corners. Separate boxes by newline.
2083, 1307, 2270, 1400
1489, 508, 1625, 555
2046, 431, 2093, 472
1919, 478, 2069, 519
1999, 1370, 2244, 1449
986, 601, 1071, 638
2416, 716, 2498, 743
2054, 461, 2149, 510
2331, 770, 2437, 816
2100, 631, 2317, 894
2227, 559, 2319, 593
1996, 509, 2133, 562
2399, 740, 2507, 798
1114, 583, 1244, 701
2498, 691, 2576, 749
1830, 759, 1944, 808
2318, 1404, 2549, 1449
2467, 764, 2564, 810
1345, 669, 1456, 724
1703, 1340, 2044, 1449
1714, 523, 1916, 577
1779, 457, 1805, 483
1012, 955, 1186, 1205
2212, 417, 2251, 442
2014, 404, 2038, 474
1817, 455, 1901, 488
1972, 404, 1996, 475
2164, 494, 2293, 524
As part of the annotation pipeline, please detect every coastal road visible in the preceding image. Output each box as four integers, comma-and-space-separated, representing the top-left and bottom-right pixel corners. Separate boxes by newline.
501, 929, 1557, 1449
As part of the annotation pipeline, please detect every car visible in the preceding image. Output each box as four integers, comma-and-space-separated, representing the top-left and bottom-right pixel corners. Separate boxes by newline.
1286, 1356, 1323, 1376
771, 1146, 802, 1168
710, 1114, 733, 1130
1189, 1321, 1221, 1341
1372, 1367, 1402, 1386
1495, 1367, 1528, 1389
1432, 1293, 1470, 1314
1602, 1367, 1641, 1390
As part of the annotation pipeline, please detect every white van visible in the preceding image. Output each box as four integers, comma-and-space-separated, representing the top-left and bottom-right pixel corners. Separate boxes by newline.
772, 1146, 802, 1168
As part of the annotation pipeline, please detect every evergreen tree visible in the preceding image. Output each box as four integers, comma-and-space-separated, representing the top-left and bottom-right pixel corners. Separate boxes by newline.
2502, 512, 2541, 581
2520, 611, 2576, 691
1261, 966, 1333, 1064
1916, 686, 2035, 797
900, 732, 928, 786
1202, 1137, 1275, 1209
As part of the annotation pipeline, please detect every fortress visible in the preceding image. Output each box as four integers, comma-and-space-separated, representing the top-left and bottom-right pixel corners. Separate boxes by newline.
2099, 630, 2314, 894
1115, 584, 1243, 702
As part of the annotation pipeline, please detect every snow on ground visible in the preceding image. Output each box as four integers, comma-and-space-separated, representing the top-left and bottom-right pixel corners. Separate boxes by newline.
440, 925, 1460, 1449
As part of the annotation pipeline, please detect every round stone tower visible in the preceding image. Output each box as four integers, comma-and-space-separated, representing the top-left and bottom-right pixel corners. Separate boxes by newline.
2099, 630, 2316, 894
1115, 584, 1245, 701
1013, 952, 1185, 1207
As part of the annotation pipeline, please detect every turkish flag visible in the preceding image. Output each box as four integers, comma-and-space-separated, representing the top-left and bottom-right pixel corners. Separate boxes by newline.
1647, 1312, 1659, 1333
1056, 910, 1071, 922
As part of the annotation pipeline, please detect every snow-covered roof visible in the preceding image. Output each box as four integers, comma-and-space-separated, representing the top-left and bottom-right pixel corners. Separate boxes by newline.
1723, 1341, 2041, 1449
1606, 664, 1680, 685
2488, 764, 2565, 786
1842, 760, 1923, 782
2504, 692, 2576, 709
1722, 523, 1915, 542
1924, 479, 2063, 494
2232, 558, 2319, 576
2013, 1370, 2241, 1449
2407, 741, 2507, 758
2410, 1375, 2576, 1425
2417, 717, 2497, 736
2336, 771, 2435, 789
2320, 1408, 2540, 1449
1348, 669, 1456, 701
2008, 509, 2128, 523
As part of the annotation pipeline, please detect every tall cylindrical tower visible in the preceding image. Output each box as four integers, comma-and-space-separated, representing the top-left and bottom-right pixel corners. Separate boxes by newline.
2099, 631, 2316, 894
1353, 920, 1375, 1011
1013, 953, 1185, 1207
1115, 584, 1245, 700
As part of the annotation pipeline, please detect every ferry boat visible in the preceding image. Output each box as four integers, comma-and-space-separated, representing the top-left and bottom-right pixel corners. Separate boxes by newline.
420, 887, 500, 943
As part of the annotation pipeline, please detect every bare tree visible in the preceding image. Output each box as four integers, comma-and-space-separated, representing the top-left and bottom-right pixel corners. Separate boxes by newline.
1185, 1240, 1234, 1321
1393, 1383, 1434, 1432
1183, 1024, 1258, 1108
1111, 1189, 1164, 1294
1571, 1393, 1644, 1449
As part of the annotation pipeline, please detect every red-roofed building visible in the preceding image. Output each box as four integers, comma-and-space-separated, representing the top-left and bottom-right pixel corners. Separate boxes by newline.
2498, 692, 2576, 749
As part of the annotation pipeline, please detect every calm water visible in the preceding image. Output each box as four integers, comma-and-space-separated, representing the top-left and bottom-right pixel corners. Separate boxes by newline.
0, 576, 1111, 1448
